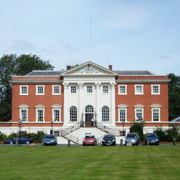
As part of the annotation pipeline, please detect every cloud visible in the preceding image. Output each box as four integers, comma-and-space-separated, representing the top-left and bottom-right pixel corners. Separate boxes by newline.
104, 4, 150, 30
126, 29, 139, 36
9, 40, 35, 51
160, 56, 171, 59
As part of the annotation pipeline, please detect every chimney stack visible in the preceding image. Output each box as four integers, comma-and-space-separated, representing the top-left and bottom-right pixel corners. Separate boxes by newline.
67, 65, 71, 70
109, 65, 112, 70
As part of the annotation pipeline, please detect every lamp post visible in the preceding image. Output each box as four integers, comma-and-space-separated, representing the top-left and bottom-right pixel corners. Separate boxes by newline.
51, 120, 54, 134
18, 119, 22, 146
81, 112, 84, 127
122, 119, 125, 136
140, 118, 144, 146
94, 112, 97, 127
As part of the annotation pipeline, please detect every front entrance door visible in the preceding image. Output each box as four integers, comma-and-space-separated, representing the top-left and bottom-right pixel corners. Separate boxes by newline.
85, 113, 93, 127
85, 105, 94, 127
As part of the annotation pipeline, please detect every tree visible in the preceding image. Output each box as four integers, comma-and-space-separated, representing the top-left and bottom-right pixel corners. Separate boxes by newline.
0, 54, 54, 122
168, 73, 180, 120
130, 121, 143, 140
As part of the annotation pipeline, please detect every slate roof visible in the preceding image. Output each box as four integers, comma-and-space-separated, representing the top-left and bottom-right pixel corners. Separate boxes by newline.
25, 70, 154, 76
114, 71, 154, 75
25, 70, 64, 76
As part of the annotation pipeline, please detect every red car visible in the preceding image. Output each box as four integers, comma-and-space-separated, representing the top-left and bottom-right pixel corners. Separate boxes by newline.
83, 135, 97, 146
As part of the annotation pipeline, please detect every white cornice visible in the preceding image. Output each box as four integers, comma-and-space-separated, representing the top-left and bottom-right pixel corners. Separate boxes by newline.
116, 79, 170, 83
11, 80, 63, 84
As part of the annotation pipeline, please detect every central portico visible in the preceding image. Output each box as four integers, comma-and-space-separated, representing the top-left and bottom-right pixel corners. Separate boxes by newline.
62, 61, 117, 127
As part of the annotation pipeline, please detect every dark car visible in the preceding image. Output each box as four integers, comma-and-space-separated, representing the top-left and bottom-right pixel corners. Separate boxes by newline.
4, 137, 33, 145
43, 134, 57, 146
125, 133, 139, 146
83, 135, 97, 146
145, 133, 159, 145
102, 135, 116, 146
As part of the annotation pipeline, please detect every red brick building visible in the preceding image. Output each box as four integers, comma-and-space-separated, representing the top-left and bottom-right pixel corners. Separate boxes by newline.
0, 61, 170, 135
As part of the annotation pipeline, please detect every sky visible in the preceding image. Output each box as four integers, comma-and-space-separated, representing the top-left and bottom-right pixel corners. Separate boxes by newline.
0, 0, 180, 75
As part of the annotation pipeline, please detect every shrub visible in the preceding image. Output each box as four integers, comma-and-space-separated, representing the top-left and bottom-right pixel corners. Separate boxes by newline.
130, 121, 143, 141
153, 127, 167, 142
0, 133, 7, 141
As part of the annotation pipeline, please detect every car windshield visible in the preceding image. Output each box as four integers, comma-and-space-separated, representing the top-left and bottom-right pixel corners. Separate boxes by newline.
45, 135, 55, 139
127, 134, 137, 138
103, 135, 114, 140
146, 134, 157, 138
85, 136, 94, 139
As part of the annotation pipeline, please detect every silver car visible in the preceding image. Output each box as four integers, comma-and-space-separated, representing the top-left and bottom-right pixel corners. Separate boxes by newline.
125, 133, 139, 146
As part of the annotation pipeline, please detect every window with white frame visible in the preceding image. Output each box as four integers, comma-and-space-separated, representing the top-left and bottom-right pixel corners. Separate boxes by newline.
102, 106, 109, 121
20, 85, 28, 95
54, 110, 60, 121
35, 105, 45, 122
151, 85, 160, 95
118, 85, 127, 95
52, 85, 61, 95
117, 104, 128, 122
71, 86, 77, 94
19, 105, 29, 122
135, 109, 143, 120
87, 86, 92, 93
52, 104, 62, 122
70, 106, 77, 121
21, 110, 28, 122
120, 110, 126, 122
103, 86, 109, 93
38, 110, 44, 122
36, 85, 45, 95
151, 104, 161, 122
135, 85, 144, 95
152, 109, 160, 121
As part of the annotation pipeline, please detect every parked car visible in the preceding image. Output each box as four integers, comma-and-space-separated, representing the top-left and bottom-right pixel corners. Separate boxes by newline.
125, 133, 139, 146
102, 135, 116, 146
83, 134, 97, 146
145, 133, 159, 145
43, 134, 57, 146
4, 137, 33, 145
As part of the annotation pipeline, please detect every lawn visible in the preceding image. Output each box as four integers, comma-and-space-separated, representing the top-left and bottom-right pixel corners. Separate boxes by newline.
0, 146, 180, 180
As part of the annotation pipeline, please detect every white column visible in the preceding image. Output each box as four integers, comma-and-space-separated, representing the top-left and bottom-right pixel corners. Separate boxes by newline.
78, 83, 83, 122
111, 83, 116, 126
95, 83, 100, 122
63, 83, 68, 126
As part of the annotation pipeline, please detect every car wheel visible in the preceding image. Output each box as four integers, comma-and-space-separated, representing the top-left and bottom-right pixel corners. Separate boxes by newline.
26, 141, 30, 145
10, 141, 13, 145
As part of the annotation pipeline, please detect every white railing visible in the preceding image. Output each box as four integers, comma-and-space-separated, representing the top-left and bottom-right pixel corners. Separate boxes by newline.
61, 122, 80, 136
96, 121, 119, 136
64, 134, 78, 144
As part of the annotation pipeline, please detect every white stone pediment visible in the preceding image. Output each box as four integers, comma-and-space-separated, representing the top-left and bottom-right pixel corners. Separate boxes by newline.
62, 61, 117, 76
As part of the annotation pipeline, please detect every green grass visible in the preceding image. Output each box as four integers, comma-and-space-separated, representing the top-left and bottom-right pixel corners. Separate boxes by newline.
0, 146, 180, 180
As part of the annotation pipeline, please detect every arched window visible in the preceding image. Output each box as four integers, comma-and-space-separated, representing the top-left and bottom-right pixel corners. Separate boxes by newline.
86, 105, 94, 113
70, 106, 77, 121
102, 106, 109, 122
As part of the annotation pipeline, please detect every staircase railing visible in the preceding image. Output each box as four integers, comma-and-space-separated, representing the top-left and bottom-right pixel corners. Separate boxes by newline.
61, 122, 80, 136
96, 121, 119, 136
64, 134, 78, 144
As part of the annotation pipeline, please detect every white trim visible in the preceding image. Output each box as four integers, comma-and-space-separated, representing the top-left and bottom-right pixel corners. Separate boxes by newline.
151, 106, 161, 122
52, 85, 61, 95
151, 84, 160, 95
118, 85, 127, 95
51, 104, 62, 122
134, 106, 144, 120
20, 85, 28, 95
35, 105, 45, 122
135, 84, 144, 95
36, 85, 45, 95
19, 105, 29, 122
